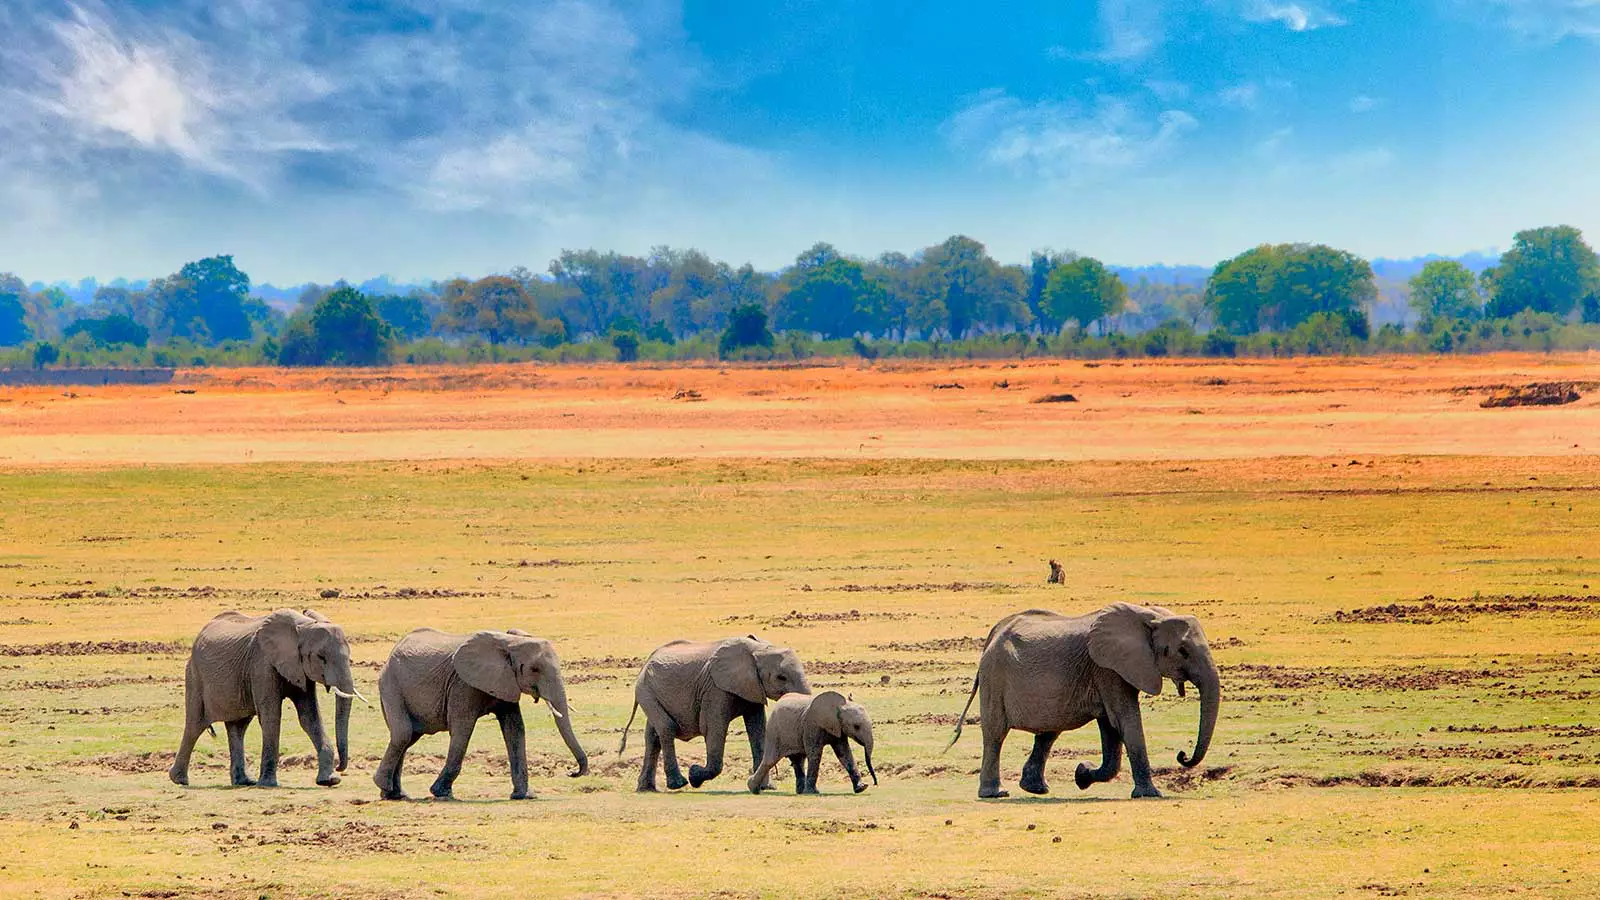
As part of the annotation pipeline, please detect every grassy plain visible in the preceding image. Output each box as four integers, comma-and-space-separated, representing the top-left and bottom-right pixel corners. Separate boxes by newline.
2, 355, 1600, 898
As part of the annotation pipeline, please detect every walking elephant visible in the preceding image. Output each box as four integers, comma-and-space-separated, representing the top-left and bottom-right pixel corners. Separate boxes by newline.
373, 628, 588, 800
949, 603, 1220, 799
748, 690, 877, 795
169, 608, 363, 788
618, 636, 810, 792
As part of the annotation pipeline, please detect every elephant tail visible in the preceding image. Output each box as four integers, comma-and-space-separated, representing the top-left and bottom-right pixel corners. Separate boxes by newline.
944, 671, 981, 754
617, 702, 640, 755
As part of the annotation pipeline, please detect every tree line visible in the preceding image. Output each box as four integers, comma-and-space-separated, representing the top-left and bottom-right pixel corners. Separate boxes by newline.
3, 226, 1597, 368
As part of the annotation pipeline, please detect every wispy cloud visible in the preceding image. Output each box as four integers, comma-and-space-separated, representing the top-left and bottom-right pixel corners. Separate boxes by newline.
943, 89, 1198, 184
1094, 0, 1164, 61
1349, 95, 1381, 113
0, 0, 760, 217
1218, 82, 1263, 110
1240, 1, 1346, 31
1472, 0, 1600, 42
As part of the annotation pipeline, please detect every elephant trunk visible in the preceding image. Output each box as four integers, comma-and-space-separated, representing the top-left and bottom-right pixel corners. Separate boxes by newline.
334, 693, 352, 772
543, 678, 589, 778
1178, 666, 1220, 769
863, 735, 877, 786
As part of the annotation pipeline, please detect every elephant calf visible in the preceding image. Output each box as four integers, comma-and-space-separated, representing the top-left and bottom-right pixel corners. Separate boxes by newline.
950, 603, 1220, 799
748, 691, 877, 795
170, 608, 363, 789
374, 628, 588, 801
619, 635, 810, 791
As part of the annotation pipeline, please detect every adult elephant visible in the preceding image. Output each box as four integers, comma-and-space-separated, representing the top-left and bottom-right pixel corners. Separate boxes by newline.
949, 603, 1220, 799
373, 628, 588, 800
169, 609, 363, 788
618, 636, 810, 792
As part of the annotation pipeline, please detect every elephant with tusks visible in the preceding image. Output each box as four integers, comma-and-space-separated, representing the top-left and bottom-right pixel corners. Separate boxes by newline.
170, 608, 365, 788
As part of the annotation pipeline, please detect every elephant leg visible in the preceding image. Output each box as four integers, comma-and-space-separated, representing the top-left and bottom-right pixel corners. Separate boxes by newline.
496, 706, 530, 800
742, 706, 774, 791
290, 690, 339, 787
689, 719, 729, 788
225, 718, 254, 786
169, 667, 205, 786
788, 755, 806, 794
638, 695, 687, 790
430, 713, 478, 800
801, 734, 823, 795
255, 698, 283, 788
636, 724, 661, 793
1110, 700, 1160, 799
657, 726, 688, 791
832, 739, 866, 793
977, 689, 1009, 798
1075, 718, 1123, 790
1020, 731, 1059, 795
374, 726, 420, 801
747, 747, 778, 795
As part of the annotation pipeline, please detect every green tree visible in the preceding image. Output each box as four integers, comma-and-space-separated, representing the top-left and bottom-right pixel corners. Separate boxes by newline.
1042, 257, 1128, 333
1205, 244, 1374, 333
0, 274, 30, 346
910, 236, 1030, 337
64, 314, 150, 347
774, 243, 887, 338
441, 276, 565, 346
313, 287, 392, 365
375, 293, 434, 341
1408, 260, 1482, 323
611, 330, 640, 362
719, 303, 774, 358
157, 255, 258, 343
32, 341, 59, 368
1483, 225, 1600, 318
1027, 249, 1077, 329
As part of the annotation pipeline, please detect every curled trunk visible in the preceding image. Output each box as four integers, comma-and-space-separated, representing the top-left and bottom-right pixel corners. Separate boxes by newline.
1178, 669, 1219, 769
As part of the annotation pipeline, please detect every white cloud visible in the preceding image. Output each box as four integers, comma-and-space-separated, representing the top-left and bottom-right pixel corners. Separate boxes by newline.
1349, 95, 1381, 113
1146, 79, 1193, 102
944, 90, 1198, 184
1218, 82, 1262, 110
1241, 1, 1346, 31
1473, 0, 1600, 41
0, 0, 760, 217
1094, 0, 1164, 61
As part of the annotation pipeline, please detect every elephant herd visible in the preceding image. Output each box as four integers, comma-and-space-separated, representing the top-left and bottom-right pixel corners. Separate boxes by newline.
168, 602, 1219, 802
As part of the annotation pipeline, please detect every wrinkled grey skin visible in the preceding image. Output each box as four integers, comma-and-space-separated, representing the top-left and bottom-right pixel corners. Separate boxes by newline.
619, 635, 811, 791
950, 603, 1220, 799
170, 609, 360, 788
748, 691, 877, 795
373, 628, 588, 800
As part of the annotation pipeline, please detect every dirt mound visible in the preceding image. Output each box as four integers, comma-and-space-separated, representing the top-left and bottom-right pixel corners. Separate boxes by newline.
1031, 393, 1078, 403
869, 637, 984, 653
1480, 382, 1583, 408
0, 640, 186, 656
1324, 593, 1600, 624
782, 820, 892, 834
882, 712, 974, 726
1223, 662, 1496, 692
718, 609, 918, 628
830, 582, 1006, 594
808, 658, 965, 675
226, 820, 479, 855
90, 751, 175, 774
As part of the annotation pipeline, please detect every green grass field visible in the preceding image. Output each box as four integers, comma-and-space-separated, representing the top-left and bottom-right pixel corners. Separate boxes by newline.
3, 457, 1600, 898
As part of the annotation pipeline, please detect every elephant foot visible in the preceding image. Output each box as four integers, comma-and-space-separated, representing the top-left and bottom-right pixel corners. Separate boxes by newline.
509, 790, 532, 801
1131, 784, 1163, 799
255, 775, 278, 789
168, 767, 188, 787
316, 775, 341, 787
635, 784, 658, 793
853, 781, 869, 794
336, 760, 349, 773
1074, 763, 1096, 791
686, 765, 713, 788
664, 775, 688, 791
1019, 772, 1050, 795
978, 787, 1010, 799
378, 788, 409, 801
429, 791, 457, 801
746, 777, 763, 794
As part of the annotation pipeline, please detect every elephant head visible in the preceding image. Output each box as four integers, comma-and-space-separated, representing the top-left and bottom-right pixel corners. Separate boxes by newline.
711, 636, 811, 704
452, 630, 590, 777
1087, 603, 1220, 769
807, 691, 877, 787
260, 609, 362, 771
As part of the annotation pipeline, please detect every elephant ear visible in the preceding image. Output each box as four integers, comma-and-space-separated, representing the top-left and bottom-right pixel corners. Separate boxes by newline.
452, 631, 521, 703
1087, 603, 1163, 696
259, 610, 308, 691
709, 638, 765, 705
805, 691, 847, 738
505, 628, 530, 636
301, 608, 330, 622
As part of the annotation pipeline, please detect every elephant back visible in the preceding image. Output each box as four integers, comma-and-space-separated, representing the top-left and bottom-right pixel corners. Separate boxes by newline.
190, 612, 267, 720
383, 629, 468, 728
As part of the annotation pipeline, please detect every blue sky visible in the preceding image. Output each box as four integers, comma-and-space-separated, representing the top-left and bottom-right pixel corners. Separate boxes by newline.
1, 0, 1598, 283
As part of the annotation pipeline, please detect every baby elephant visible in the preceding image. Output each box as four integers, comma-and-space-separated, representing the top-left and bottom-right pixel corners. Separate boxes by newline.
748, 691, 877, 795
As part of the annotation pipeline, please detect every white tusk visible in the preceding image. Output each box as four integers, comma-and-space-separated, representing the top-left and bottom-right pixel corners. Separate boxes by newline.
548, 706, 565, 719
333, 687, 372, 706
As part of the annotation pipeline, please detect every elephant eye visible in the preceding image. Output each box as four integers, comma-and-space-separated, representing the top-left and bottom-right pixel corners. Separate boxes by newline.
1179, 646, 1190, 658
776, 673, 787, 681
